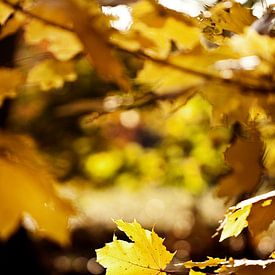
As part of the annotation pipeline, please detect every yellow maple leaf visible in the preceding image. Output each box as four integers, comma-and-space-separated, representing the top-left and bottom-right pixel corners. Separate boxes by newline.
27, 59, 77, 91
24, 19, 83, 61
96, 219, 174, 274
0, 68, 25, 106
0, 133, 74, 244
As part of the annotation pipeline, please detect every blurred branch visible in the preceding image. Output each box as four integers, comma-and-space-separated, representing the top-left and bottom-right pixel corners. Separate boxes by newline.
2, 0, 275, 92
55, 84, 200, 120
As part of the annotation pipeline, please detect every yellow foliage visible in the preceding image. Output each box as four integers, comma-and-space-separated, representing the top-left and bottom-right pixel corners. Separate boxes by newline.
24, 19, 83, 61
96, 219, 174, 274
0, 133, 74, 244
0, 2, 13, 25
220, 205, 251, 241
202, 1, 256, 35
136, 60, 203, 93
0, 68, 25, 106
27, 59, 77, 91
218, 191, 275, 241
113, 0, 201, 58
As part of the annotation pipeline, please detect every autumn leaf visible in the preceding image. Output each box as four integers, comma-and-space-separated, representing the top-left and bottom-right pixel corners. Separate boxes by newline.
24, 19, 83, 61
0, 133, 74, 244
27, 59, 77, 91
218, 191, 275, 241
34, 0, 131, 90
96, 219, 174, 274
184, 257, 227, 269
217, 130, 264, 198
0, 1, 13, 25
199, 0, 256, 45
0, 12, 26, 40
136, 60, 203, 94
217, 259, 275, 275
219, 204, 251, 241
0, 68, 25, 106
112, 0, 201, 58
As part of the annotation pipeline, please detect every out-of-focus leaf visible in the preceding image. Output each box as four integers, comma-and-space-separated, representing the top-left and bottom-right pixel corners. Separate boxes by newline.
271, 252, 275, 259
217, 131, 263, 198
0, 2, 13, 25
185, 258, 275, 274
184, 257, 226, 269
27, 59, 77, 91
24, 19, 83, 61
0, 12, 26, 40
136, 60, 203, 93
0, 133, 74, 244
200, 0, 256, 44
230, 29, 275, 64
112, 0, 201, 58
218, 191, 275, 241
96, 219, 174, 274
34, 0, 131, 90
0, 68, 25, 106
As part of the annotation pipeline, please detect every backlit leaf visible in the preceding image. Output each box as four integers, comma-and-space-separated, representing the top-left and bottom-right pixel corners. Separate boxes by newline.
0, 133, 74, 244
0, 2, 13, 25
218, 191, 275, 241
96, 219, 174, 275
112, 0, 201, 58
200, 0, 256, 39
184, 257, 226, 269
24, 19, 83, 61
219, 204, 251, 241
31, 0, 130, 90
0, 12, 26, 40
27, 59, 77, 91
136, 60, 203, 94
